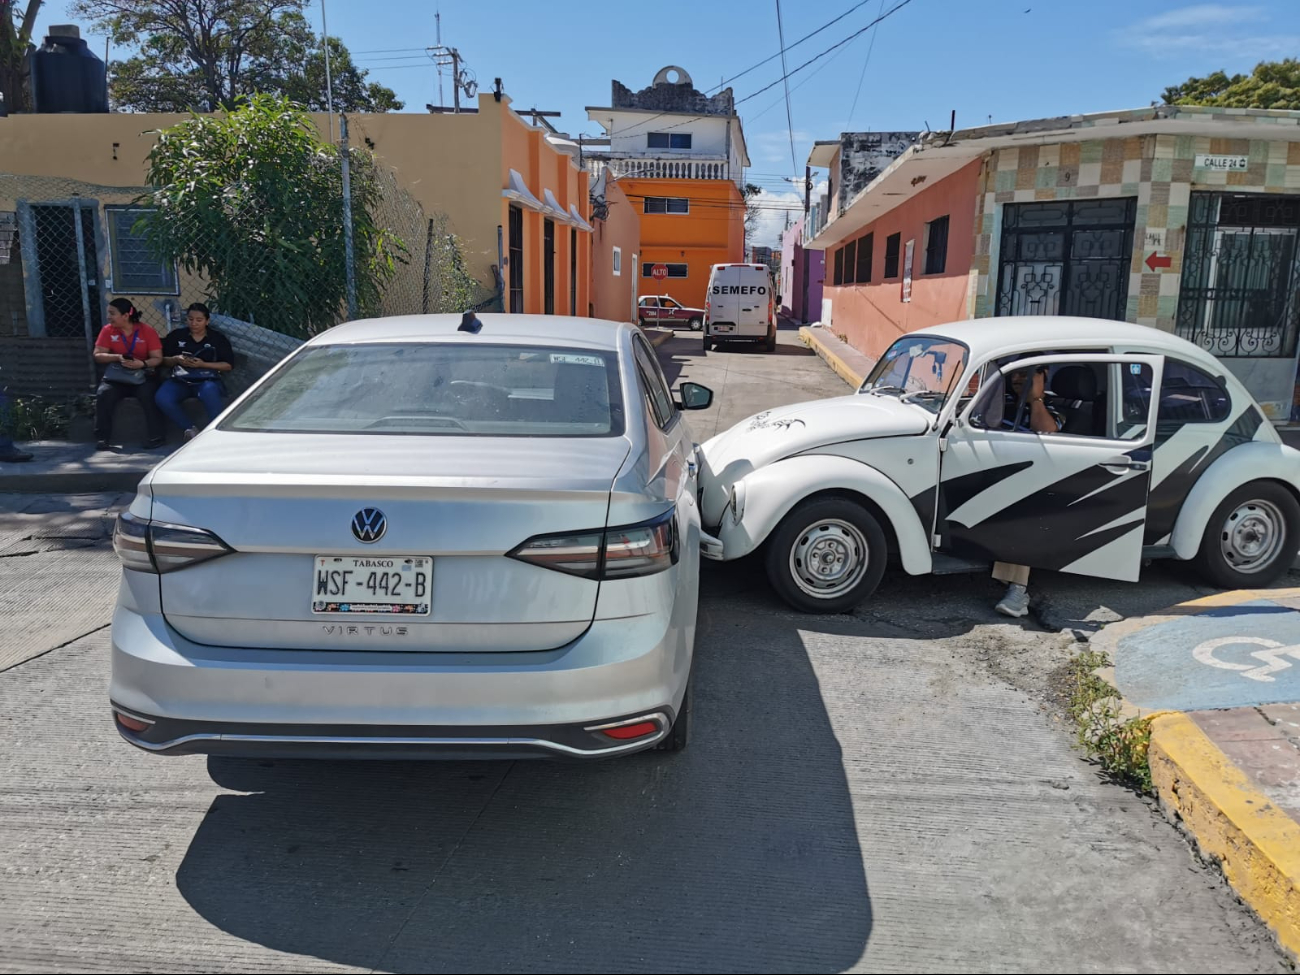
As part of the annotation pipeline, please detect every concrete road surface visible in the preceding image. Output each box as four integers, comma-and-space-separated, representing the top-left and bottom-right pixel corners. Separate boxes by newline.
0, 330, 1291, 973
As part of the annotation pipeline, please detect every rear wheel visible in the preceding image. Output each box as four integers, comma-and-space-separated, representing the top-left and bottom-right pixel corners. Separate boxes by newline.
764, 329, 777, 353
1194, 481, 1300, 589
765, 497, 888, 613
703, 335, 713, 353
688, 317, 703, 331
656, 682, 691, 753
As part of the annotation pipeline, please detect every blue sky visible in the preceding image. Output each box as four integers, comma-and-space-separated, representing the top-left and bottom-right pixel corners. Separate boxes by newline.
39, 0, 1300, 244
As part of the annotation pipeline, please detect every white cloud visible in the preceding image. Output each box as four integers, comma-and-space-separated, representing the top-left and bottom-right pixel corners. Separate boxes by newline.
753, 128, 813, 168
1136, 3, 1264, 30
1116, 4, 1296, 57
746, 188, 805, 250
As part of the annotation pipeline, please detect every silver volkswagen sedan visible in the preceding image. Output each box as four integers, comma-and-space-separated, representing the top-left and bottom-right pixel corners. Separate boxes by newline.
109, 314, 713, 760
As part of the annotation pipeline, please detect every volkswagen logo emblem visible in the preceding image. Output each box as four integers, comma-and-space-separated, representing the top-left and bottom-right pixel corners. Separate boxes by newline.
351, 508, 387, 543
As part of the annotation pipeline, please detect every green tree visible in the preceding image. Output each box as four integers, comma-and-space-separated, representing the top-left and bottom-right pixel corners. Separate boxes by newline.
0, 0, 41, 114
1161, 58, 1300, 110
743, 181, 763, 242
71, 0, 401, 112
138, 95, 406, 337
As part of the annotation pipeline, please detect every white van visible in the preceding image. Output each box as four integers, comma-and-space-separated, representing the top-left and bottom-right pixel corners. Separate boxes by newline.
704, 263, 778, 353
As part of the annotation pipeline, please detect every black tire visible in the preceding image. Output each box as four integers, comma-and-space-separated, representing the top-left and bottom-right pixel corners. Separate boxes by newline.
688, 317, 703, 332
1194, 480, 1300, 589
764, 329, 777, 353
765, 497, 888, 613
703, 335, 713, 353
656, 682, 691, 753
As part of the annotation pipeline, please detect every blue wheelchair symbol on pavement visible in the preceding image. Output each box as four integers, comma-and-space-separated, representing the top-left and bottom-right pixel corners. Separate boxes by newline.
1115, 599, 1300, 711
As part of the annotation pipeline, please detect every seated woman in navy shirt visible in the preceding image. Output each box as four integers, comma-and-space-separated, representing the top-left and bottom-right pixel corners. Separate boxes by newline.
156, 303, 235, 440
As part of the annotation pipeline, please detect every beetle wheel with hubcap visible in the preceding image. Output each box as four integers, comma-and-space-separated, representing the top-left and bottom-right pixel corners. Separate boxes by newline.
1194, 480, 1300, 589
765, 497, 888, 613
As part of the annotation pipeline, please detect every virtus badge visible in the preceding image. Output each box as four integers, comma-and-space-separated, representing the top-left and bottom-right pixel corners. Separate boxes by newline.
351, 508, 387, 543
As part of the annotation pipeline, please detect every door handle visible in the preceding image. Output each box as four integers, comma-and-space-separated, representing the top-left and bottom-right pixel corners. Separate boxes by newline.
1102, 459, 1150, 473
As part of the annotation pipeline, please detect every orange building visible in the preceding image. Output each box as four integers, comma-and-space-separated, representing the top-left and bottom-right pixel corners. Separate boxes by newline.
587, 66, 749, 310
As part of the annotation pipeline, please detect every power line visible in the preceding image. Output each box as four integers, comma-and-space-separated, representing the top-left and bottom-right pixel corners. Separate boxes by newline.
847, 0, 887, 126
775, 0, 799, 179
744, 27, 860, 128
737, 0, 919, 107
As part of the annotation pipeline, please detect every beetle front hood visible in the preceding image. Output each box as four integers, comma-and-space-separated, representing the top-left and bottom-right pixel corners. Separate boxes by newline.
697, 393, 930, 525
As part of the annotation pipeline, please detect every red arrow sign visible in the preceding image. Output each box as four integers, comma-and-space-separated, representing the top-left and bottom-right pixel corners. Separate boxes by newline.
1146, 252, 1172, 271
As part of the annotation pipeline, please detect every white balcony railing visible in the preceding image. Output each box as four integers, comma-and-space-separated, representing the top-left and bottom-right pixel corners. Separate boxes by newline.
587, 155, 735, 183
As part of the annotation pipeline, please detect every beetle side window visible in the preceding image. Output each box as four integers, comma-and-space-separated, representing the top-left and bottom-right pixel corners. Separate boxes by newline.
1157, 360, 1231, 424
969, 358, 1151, 441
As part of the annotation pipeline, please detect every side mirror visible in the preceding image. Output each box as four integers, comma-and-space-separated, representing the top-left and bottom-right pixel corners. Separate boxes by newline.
775, 294, 783, 305
677, 381, 714, 411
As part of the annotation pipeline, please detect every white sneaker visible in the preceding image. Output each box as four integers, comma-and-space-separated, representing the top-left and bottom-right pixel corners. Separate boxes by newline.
996, 583, 1030, 618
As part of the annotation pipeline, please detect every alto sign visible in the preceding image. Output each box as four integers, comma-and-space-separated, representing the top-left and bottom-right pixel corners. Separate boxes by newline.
651, 264, 668, 281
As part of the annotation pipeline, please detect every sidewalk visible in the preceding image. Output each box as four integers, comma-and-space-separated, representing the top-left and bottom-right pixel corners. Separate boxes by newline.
1099, 590, 1300, 960
798, 324, 873, 389
0, 441, 172, 494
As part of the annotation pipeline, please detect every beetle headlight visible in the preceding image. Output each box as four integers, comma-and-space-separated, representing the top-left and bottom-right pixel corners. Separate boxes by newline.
728, 481, 746, 524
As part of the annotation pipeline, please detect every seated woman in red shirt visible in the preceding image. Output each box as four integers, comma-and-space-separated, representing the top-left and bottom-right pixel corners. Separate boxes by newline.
93, 298, 165, 451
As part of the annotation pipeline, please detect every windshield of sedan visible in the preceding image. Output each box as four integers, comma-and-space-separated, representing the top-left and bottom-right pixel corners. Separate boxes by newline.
860, 335, 969, 414
222, 343, 625, 437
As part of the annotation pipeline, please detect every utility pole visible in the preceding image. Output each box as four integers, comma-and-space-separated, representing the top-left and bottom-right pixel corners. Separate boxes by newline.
802, 164, 812, 325
451, 47, 460, 113
340, 115, 357, 319
435, 8, 444, 109
426, 45, 475, 113
321, 0, 334, 142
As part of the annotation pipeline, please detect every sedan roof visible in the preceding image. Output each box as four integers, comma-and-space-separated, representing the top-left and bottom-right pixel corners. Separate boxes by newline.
313, 314, 634, 352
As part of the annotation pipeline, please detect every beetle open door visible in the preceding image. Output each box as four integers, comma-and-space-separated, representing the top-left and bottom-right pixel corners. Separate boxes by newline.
936, 354, 1164, 582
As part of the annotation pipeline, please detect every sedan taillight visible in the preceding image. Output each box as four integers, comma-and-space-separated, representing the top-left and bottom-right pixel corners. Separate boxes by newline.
113, 511, 233, 574
509, 509, 678, 580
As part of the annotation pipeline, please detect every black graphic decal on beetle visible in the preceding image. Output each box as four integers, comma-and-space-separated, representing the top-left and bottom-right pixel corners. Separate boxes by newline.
1144, 405, 1264, 544
748, 411, 806, 432
937, 455, 1149, 569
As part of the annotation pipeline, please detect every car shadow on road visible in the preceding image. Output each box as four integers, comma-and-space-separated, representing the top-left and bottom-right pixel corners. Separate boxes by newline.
173, 596, 873, 973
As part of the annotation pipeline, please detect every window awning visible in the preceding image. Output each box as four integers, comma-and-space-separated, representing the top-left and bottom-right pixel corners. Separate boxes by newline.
542, 188, 573, 225
502, 169, 545, 211
568, 204, 594, 233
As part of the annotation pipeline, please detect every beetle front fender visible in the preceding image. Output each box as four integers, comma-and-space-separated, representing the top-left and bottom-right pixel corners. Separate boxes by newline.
1169, 441, 1300, 559
714, 455, 933, 575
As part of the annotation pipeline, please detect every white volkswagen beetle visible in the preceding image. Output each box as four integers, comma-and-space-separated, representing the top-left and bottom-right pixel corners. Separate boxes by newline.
697, 316, 1300, 613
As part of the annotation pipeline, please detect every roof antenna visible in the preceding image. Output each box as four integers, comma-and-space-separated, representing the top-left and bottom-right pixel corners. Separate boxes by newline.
459, 310, 483, 333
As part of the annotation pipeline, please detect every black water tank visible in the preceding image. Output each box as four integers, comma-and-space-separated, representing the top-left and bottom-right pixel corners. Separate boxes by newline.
30, 25, 109, 114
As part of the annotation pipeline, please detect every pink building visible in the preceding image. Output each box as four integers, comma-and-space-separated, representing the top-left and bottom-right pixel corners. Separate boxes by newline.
779, 215, 824, 323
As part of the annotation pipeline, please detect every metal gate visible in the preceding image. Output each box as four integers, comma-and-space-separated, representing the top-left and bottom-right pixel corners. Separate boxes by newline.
23, 201, 103, 342
1175, 192, 1300, 358
996, 198, 1136, 321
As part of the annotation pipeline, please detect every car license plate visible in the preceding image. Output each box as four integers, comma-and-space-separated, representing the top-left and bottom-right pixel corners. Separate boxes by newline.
312, 556, 432, 615
714, 324, 734, 333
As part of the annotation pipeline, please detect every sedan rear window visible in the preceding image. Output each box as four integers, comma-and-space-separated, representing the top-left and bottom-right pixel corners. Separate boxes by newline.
222, 343, 625, 437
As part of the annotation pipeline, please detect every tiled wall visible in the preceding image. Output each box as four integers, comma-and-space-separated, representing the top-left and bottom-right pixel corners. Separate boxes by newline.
969, 133, 1300, 331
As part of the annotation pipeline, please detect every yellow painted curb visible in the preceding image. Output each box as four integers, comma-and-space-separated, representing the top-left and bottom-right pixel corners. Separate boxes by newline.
798, 326, 866, 389
1148, 712, 1300, 960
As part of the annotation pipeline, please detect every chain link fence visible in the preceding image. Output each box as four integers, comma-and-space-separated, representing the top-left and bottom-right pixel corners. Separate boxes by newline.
0, 165, 499, 413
